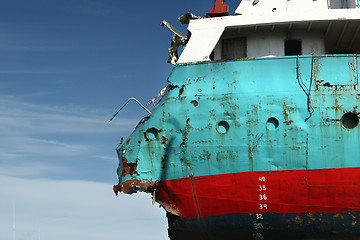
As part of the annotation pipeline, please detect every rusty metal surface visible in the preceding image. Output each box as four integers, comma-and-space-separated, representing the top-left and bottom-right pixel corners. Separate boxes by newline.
161, 20, 189, 65
167, 211, 360, 240
114, 54, 360, 238
115, 54, 360, 189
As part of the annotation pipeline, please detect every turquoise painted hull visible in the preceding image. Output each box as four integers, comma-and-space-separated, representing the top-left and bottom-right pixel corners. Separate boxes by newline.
117, 54, 360, 183
115, 54, 360, 239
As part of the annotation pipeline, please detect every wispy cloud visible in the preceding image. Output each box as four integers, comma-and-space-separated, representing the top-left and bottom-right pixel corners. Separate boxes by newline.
0, 94, 139, 179
0, 175, 168, 240
0, 94, 137, 135
91, 155, 118, 162
0, 136, 88, 157
0, 162, 68, 178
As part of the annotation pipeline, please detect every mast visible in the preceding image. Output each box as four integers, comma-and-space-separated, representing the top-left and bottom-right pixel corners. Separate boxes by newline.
206, 0, 229, 18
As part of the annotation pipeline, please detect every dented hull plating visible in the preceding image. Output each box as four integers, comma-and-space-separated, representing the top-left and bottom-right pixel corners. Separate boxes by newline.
115, 55, 360, 239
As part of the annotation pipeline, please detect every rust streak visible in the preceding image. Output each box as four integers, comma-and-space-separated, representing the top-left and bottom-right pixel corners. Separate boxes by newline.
283, 108, 289, 120
113, 184, 120, 196
144, 132, 150, 141
189, 176, 202, 218
161, 136, 169, 145
284, 120, 294, 125
294, 215, 304, 225
352, 110, 360, 117
120, 179, 156, 194
121, 157, 138, 176
161, 154, 167, 169
126, 138, 130, 145
179, 85, 186, 96
190, 100, 199, 107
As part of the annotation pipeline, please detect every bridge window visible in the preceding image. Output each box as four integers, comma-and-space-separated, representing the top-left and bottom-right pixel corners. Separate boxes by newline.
329, 0, 358, 9
285, 39, 302, 56
222, 37, 247, 59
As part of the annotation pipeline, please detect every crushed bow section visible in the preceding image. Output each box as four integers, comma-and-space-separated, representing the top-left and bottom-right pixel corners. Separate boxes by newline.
113, 179, 157, 195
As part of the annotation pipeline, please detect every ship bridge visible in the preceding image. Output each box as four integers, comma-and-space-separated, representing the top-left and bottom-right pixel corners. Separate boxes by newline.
177, 0, 360, 63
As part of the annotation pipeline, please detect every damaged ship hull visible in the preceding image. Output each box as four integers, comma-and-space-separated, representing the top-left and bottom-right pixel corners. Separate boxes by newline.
114, 55, 360, 239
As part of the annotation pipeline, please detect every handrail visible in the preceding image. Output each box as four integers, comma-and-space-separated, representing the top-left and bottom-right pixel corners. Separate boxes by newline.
108, 98, 151, 122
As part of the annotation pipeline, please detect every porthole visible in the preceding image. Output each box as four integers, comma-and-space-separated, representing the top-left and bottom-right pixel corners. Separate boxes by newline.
341, 112, 359, 129
144, 128, 159, 141
217, 121, 230, 134
266, 117, 279, 130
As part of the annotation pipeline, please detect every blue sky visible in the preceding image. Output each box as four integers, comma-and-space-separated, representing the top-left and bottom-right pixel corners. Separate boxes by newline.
0, 1, 240, 239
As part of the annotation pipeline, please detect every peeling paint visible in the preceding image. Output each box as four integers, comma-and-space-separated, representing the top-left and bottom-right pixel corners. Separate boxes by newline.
116, 179, 157, 195
161, 136, 169, 145
179, 85, 186, 96
190, 100, 199, 107
284, 120, 294, 125
121, 157, 138, 177
114, 55, 360, 238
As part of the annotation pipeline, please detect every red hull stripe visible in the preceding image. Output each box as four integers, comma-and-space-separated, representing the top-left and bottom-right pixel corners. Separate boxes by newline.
156, 167, 360, 219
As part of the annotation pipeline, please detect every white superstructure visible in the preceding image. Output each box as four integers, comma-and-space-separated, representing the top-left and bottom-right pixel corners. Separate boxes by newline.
178, 0, 360, 64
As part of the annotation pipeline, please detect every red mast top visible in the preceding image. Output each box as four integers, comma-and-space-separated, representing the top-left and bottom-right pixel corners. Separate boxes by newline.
206, 0, 229, 18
